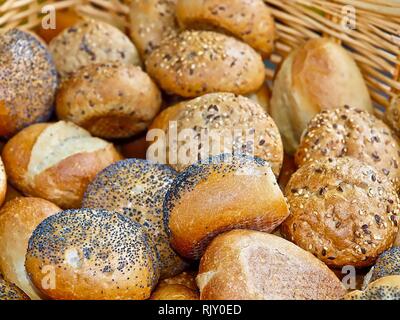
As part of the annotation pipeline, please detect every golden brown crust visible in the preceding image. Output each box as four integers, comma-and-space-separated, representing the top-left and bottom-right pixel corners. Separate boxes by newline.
0, 158, 7, 207
164, 154, 289, 260
282, 157, 399, 268
56, 62, 162, 139
0, 197, 61, 299
344, 275, 400, 300
150, 284, 199, 300
148, 93, 283, 175
0, 277, 30, 300
176, 0, 275, 57
0, 29, 57, 138
129, 0, 179, 58
296, 106, 400, 191
145, 30, 265, 97
270, 38, 373, 154
197, 230, 347, 300
158, 271, 198, 291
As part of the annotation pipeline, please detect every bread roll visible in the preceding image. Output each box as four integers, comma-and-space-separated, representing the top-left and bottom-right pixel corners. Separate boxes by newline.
150, 284, 199, 300
197, 230, 346, 300
385, 95, 400, 135
158, 271, 198, 291
145, 30, 265, 97
0, 29, 58, 138
2, 121, 122, 209
0, 197, 61, 299
176, 0, 275, 57
0, 277, 30, 300
82, 159, 187, 279
129, 0, 179, 58
282, 157, 399, 268
56, 62, 162, 139
344, 275, 400, 300
25, 208, 160, 300
49, 20, 141, 79
296, 106, 400, 191
270, 38, 373, 154
148, 93, 283, 175
164, 153, 290, 260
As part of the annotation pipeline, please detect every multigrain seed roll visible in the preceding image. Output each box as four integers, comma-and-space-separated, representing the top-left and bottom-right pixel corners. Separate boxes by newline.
270, 38, 373, 154
56, 63, 162, 139
148, 93, 283, 175
145, 30, 265, 97
0, 277, 30, 300
49, 20, 141, 79
0, 197, 61, 299
296, 106, 400, 191
281, 157, 400, 268
129, 0, 179, 58
2, 121, 122, 209
25, 208, 160, 300
344, 275, 400, 300
385, 95, 400, 135
176, 0, 275, 57
197, 230, 346, 300
164, 153, 290, 260
0, 29, 58, 138
82, 159, 187, 279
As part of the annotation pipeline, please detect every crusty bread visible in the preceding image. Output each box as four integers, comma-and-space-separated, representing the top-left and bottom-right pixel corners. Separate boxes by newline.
148, 93, 283, 175
344, 275, 400, 300
282, 157, 399, 268
0, 29, 58, 138
145, 30, 265, 97
176, 0, 275, 57
56, 62, 162, 139
164, 154, 289, 260
129, 0, 179, 58
270, 38, 373, 154
25, 208, 160, 300
197, 229, 347, 300
0, 277, 30, 300
158, 271, 198, 291
49, 19, 141, 79
2, 121, 122, 209
0, 197, 61, 299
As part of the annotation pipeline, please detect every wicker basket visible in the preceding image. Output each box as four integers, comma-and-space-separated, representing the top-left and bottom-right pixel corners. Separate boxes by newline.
0, 0, 399, 114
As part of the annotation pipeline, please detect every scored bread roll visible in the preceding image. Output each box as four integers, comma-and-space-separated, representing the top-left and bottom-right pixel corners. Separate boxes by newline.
344, 275, 400, 300
197, 230, 346, 300
270, 38, 373, 154
56, 62, 162, 139
82, 159, 188, 279
164, 153, 290, 260
2, 121, 122, 209
148, 93, 283, 175
385, 95, 400, 135
0, 197, 61, 299
296, 106, 400, 191
25, 208, 160, 300
0, 277, 30, 300
281, 157, 399, 268
0, 29, 58, 138
129, 0, 179, 58
49, 19, 141, 79
176, 0, 275, 57
145, 30, 265, 97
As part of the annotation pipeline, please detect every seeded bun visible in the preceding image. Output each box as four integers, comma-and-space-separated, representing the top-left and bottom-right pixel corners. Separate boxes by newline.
296, 106, 400, 191
0, 197, 61, 299
176, 0, 275, 57
129, 0, 179, 58
25, 208, 160, 300
164, 154, 290, 260
49, 20, 141, 79
344, 275, 400, 300
145, 30, 265, 97
82, 159, 187, 279
385, 95, 400, 135
148, 93, 283, 175
56, 62, 162, 139
0, 29, 58, 138
281, 157, 399, 268
270, 38, 373, 154
0, 277, 30, 300
197, 230, 346, 300
2, 121, 122, 209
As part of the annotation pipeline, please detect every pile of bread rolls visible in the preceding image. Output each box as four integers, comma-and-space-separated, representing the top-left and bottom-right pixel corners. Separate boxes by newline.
0, 0, 399, 301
